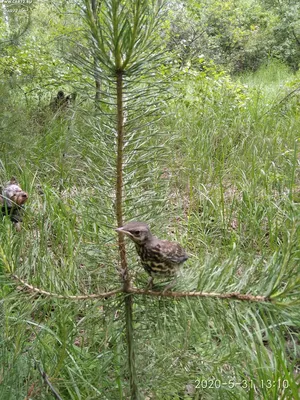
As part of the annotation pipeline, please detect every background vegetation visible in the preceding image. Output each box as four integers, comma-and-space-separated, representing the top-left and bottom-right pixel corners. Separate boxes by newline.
0, 0, 299, 399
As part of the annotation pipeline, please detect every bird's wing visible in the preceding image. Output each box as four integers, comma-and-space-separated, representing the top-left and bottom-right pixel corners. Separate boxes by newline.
152, 240, 188, 264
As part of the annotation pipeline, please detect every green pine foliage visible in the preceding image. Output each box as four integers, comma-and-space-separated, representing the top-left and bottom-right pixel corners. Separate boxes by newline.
0, 1, 299, 399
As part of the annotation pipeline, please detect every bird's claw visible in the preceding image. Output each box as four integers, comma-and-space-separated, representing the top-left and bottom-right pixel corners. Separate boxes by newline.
146, 277, 154, 291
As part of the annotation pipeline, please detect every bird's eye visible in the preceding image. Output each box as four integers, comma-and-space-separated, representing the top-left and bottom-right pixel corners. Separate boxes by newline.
133, 230, 140, 235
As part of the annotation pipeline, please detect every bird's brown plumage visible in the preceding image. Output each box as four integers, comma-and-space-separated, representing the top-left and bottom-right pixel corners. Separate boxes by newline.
116, 221, 188, 289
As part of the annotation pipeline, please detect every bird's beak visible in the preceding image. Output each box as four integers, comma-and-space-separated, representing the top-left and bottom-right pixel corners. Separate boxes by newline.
115, 227, 132, 237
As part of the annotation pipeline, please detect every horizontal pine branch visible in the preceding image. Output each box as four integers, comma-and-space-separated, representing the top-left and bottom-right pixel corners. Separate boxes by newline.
11, 274, 271, 303
127, 287, 270, 302
12, 275, 123, 299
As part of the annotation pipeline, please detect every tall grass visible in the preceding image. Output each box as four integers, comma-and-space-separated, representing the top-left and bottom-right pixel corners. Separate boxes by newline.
0, 59, 299, 399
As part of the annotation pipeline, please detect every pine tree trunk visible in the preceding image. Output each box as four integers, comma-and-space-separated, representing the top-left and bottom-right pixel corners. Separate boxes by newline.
116, 69, 139, 399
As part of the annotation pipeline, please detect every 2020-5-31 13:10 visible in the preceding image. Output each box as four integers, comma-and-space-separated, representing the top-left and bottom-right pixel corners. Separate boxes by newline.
195, 378, 290, 389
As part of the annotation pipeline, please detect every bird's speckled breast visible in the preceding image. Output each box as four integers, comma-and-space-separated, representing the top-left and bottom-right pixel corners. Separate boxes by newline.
135, 243, 180, 276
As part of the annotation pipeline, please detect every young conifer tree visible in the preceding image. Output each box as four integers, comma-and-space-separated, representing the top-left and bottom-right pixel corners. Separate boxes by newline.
82, 0, 168, 397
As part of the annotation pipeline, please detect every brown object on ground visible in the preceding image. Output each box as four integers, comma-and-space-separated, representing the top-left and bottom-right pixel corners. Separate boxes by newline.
0, 177, 28, 231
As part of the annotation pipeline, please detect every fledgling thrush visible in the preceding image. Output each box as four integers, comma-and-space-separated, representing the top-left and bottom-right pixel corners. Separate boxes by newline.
116, 221, 188, 291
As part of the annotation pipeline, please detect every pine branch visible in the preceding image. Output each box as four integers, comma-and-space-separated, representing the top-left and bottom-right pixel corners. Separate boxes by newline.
127, 287, 271, 302
12, 274, 122, 299
11, 275, 271, 303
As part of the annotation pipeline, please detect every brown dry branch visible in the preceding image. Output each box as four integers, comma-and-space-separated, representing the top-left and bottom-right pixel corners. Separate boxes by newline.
127, 287, 271, 302
12, 275, 122, 299
12, 274, 271, 303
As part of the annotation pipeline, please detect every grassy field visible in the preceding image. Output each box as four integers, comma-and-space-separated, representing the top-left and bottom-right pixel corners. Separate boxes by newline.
0, 61, 299, 399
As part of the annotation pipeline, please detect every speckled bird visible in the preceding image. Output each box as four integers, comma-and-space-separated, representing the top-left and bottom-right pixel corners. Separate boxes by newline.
116, 221, 188, 290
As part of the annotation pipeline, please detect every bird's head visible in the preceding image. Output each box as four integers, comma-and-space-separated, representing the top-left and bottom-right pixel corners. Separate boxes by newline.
116, 221, 152, 245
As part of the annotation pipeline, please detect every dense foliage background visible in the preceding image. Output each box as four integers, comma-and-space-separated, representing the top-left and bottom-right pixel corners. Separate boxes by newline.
0, 0, 299, 399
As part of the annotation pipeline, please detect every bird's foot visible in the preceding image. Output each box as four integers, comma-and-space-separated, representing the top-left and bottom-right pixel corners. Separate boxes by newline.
145, 277, 154, 291
162, 279, 176, 294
